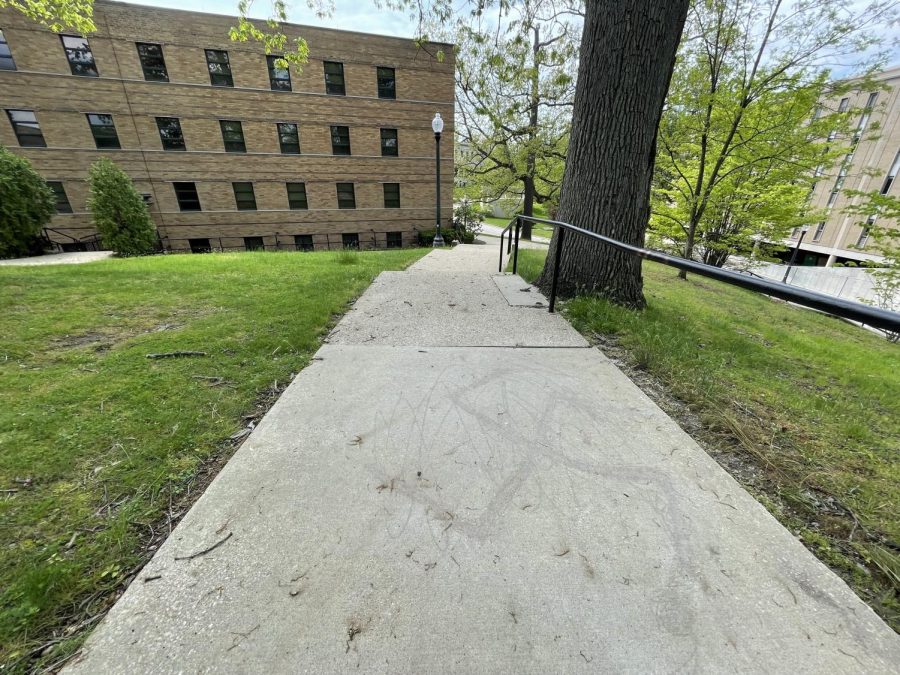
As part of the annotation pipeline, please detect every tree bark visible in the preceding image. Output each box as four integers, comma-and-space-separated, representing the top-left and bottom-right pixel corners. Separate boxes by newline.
536, 0, 689, 308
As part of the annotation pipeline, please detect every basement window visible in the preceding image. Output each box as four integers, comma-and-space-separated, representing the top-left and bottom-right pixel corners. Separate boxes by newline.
387, 231, 402, 248
244, 236, 265, 251
295, 234, 314, 251
342, 233, 359, 249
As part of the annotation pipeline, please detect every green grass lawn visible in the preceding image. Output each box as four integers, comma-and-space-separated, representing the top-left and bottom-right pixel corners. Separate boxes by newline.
483, 216, 554, 239
515, 249, 900, 631
0, 248, 425, 670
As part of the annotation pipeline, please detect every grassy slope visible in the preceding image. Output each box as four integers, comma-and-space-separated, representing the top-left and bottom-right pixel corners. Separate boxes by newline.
0, 249, 425, 669
515, 249, 900, 630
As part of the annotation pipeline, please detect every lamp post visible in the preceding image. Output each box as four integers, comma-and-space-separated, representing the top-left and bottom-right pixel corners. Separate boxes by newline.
432, 112, 444, 247
782, 225, 810, 283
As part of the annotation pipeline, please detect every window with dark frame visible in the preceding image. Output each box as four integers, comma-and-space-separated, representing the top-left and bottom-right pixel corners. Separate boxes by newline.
0, 29, 15, 71
277, 123, 300, 154
324, 61, 345, 95
342, 232, 359, 249
838, 98, 849, 113
189, 238, 211, 253
386, 231, 402, 248
136, 42, 168, 81
174, 182, 201, 211
336, 182, 356, 209
6, 109, 46, 147
233, 182, 257, 210
882, 149, 899, 195
286, 182, 308, 209
60, 35, 98, 76
267, 55, 291, 91
383, 183, 400, 208
220, 120, 246, 152
377, 66, 395, 99
812, 221, 826, 242
244, 236, 265, 251
156, 117, 186, 151
47, 182, 73, 213
86, 114, 121, 149
380, 128, 398, 157
295, 234, 314, 251
205, 49, 233, 87
330, 125, 351, 155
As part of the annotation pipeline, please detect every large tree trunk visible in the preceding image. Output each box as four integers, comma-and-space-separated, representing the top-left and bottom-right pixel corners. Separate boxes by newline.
536, 0, 689, 308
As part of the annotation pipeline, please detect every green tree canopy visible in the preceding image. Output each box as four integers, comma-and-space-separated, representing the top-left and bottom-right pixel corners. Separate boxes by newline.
651, 0, 896, 272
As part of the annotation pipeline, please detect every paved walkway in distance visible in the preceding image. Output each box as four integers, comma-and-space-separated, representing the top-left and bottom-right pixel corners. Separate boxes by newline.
67, 245, 900, 673
0, 251, 113, 266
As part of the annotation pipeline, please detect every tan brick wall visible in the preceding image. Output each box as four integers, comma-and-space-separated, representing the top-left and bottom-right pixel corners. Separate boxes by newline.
0, 0, 454, 251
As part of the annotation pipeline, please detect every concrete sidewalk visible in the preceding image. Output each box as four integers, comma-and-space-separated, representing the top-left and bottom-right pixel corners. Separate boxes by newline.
67, 245, 899, 673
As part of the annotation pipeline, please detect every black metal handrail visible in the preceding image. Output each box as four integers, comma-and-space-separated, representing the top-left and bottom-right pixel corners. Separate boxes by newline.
500, 214, 900, 334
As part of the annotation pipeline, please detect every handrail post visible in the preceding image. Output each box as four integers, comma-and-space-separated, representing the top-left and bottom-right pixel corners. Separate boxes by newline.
499, 230, 505, 272
507, 221, 513, 254
549, 226, 565, 313
512, 217, 521, 275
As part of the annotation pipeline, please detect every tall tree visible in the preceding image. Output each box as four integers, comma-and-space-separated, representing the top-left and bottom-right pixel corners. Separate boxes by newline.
653, 0, 895, 278
534, 0, 690, 307
455, 0, 578, 239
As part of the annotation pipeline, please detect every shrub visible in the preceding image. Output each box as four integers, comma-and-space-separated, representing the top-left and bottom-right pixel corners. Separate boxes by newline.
87, 158, 157, 256
0, 147, 55, 259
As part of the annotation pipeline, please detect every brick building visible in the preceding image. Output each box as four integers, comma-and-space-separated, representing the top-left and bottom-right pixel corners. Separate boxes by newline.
0, 1, 454, 252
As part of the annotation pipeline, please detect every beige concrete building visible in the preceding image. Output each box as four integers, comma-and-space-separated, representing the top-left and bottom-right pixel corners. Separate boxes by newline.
785, 65, 900, 266
0, 1, 454, 252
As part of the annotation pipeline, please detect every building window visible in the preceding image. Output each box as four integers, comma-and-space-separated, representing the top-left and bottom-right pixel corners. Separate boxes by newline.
826, 191, 838, 209
882, 149, 899, 195
6, 109, 46, 147
47, 182, 73, 213
838, 97, 849, 113
855, 92, 878, 140
342, 232, 359, 249
205, 49, 233, 87
60, 35, 98, 76
387, 231, 402, 248
286, 182, 308, 209
330, 125, 351, 155
156, 117, 185, 151
377, 66, 395, 99
295, 234, 313, 251
812, 221, 825, 242
267, 55, 291, 91
277, 123, 300, 154
86, 114, 121, 149
790, 227, 800, 239
174, 182, 201, 211
136, 43, 168, 82
244, 236, 265, 251
233, 182, 257, 210
383, 183, 400, 208
0, 29, 15, 70
856, 226, 871, 248
380, 128, 398, 157
324, 61, 345, 95
336, 182, 355, 209
220, 120, 246, 152
189, 238, 211, 253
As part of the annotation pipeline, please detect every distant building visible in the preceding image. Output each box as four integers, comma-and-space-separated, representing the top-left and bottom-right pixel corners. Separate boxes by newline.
785, 65, 900, 266
0, 1, 454, 252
